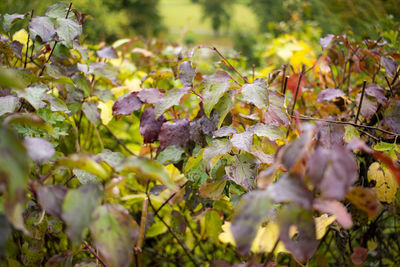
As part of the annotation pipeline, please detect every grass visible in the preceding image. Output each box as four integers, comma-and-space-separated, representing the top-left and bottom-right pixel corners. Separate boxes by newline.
160, 0, 258, 46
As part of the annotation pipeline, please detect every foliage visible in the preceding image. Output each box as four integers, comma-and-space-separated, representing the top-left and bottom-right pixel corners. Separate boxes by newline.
1, 2, 400, 267
198, 0, 233, 35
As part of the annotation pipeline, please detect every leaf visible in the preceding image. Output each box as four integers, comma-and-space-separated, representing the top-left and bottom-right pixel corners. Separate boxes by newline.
307, 146, 358, 199
205, 210, 222, 240
381, 56, 398, 77
266, 174, 313, 209
203, 81, 231, 117
241, 79, 269, 110
90, 204, 139, 267
0, 126, 29, 234
56, 154, 108, 180
356, 94, 377, 120
313, 198, 353, 228
278, 205, 318, 262
156, 146, 185, 165
214, 90, 235, 128
171, 210, 186, 235
251, 221, 289, 254
159, 119, 190, 150
62, 183, 103, 245
346, 187, 380, 219
230, 190, 273, 255
45, 2, 71, 18
55, 18, 82, 48
320, 34, 335, 49
0, 214, 11, 256
139, 107, 165, 143
137, 88, 163, 104
316, 88, 345, 102
37, 185, 68, 219
29, 16, 56, 43
203, 139, 232, 170
82, 101, 100, 125
344, 125, 360, 143
365, 83, 387, 105
351, 247, 368, 265
98, 100, 114, 125
179, 61, 196, 87
73, 169, 101, 184
367, 162, 398, 203
316, 122, 344, 148
231, 131, 253, 152
262, 90, 290, 126
2, 14, 26, 32
0, 67, 27, 90
117, 156, 177, 190
97, 46, 118, 59
199, 180, 227, 200
213, 126, 238, 137
0, 95, 19, 116
17, 84, 47, 110
154, 88, 188, 118
23, 137, 55, 164
225, 152, 258, 190
314, 214, 336, 239
3, 113, 52, 132
248, 123, 285, 141
112, 92, 142, 116
383, 100, 400, 134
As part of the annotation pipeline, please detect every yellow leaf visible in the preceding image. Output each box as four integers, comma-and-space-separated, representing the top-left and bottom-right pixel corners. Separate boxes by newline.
98, 100, 114, 125
12, 29, 28, 47
219, 221, 236, 246
346, 187, 380, 219
368, 162, 398, 203
252, 221, 289, 254
314, 214, 336, 239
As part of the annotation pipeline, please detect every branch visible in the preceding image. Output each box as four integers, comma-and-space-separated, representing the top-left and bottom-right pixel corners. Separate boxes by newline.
82, 241, 108, 267
153, 182, 188, 217
263, 239, 279, 267
103, 124, 136, 156
355, 80, 367, 124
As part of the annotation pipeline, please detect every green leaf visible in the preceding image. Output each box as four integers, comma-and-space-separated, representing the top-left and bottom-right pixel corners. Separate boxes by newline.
29, 16, 56, 43
225, 152, 258, 190
96, 149, 125, 168
154, 88, 188, 118
0, 67, 28, 90
203, 81, 230, 117
82, 101, 100, 125
205, 210, 222, 240
156, 146, 185, 165
17, 84, 47, 110
62, 184, 103, 245
199, 180, 227, 200
203, 139, 232, 170
55, 18, 82, 48
117, 156, 177, 190
231, 190, 273, 255
0, 95, 18, 116
3, 113, 53, 133
231, 131, 253, 152
0, 126, 29, 234
56, 154, 109, 180
249, 123, 285, 141
90, 204, 139, 267
2, 14, 26, 32
344, 125, 360, 143
45, 2, 72, 19
73, 169, 101, 184
214, 90, 235, 128
241, 79, 269, 110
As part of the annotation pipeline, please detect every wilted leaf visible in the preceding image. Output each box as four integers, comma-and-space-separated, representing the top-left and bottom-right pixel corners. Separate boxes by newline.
231, 190, 273, 255
383, 100, 400, 134
241, 79, 269, 110
313, 198, 352, 228
82, 101, 100, 125
139, 107, 165, 143
231, 131, 253, 152
62, 183, 102, 244
225, 152, 258, 190
137, 88, 163, 104
56, 154, 108, 180
117, 156, 177, 189
97, 46, 118, 59
213, 126, 238, 137
90, 204, 139, 267
351, 247, 368, 265
159, 119, 190, 150
365, 83, 387, 105
17, 84, 47, 110
368, 162, 398, 203
263, 90, 290, 126
278, 205, 318, 262
24, 137, 55, 164
316, 88, 344, 102
0, 95, 19, 116
203, 139, 232, 170
55, 18, 82, 48
29, 16, 56, 43
112, 92, 142, 116
346, 187, 380, 219
154, 88, 188, 118
307, 146, 358, 199
248, 123, 285, 141
156, 146, 185, 165
267, 174, 313, 209
199, 180, 227, 200
381, 56, 398, 77
37, 185, 68, 219
179, 61, 196, 87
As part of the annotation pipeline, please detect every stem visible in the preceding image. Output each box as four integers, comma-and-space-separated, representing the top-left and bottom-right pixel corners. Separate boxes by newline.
355, 80, 367, 124
282, 76, 289, 95
263, 239, 280, 267
103, 124, 136, 155
281, 65, 287, 93
136, 197, 148, 249
252, 64, 255, 81
385, 76, 394, 96
24, 9, 34, 69
38, 2, 72, 76
153, 182, 188, 217
290, 65, 305, 116
83, 241, 108, 267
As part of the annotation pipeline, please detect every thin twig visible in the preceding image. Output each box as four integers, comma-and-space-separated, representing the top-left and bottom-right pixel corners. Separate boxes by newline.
282, 76, 289, 95
252, 64, 255, 81
136, 197, 149, 250
281, 64, 287, 93
385, 76, 394, 96
24, 9, 34, 69
83, 241, 108, 267
153, 182, 188, 217
355, 80, 367, 124
290, 65, 305, 116
263, 238, 280, 267
103, 124, 136, 155
38, 2, 72, 76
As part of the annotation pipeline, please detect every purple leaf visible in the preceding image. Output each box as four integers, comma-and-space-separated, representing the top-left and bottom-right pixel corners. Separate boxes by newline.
381, 56, 398, 77
112, 92, 142, 116
313, 198, 352, 228
179, 61, 196, 87
159, 119, 190, 149
29, 16, 56, 43
213, 126, 238, 137
24, 137, 55, 164
356, 94, 378, 119
37, 185, 68, 219
137, 88, 163, 104
96, 46, 118, 59
316, 122, 344, 148
320, 34, 335, 49
365, 83, 387, 105
139, 107, 165, 143
316, 88, 345, 102
262, 90, 290, 126
384, 100, 400, 134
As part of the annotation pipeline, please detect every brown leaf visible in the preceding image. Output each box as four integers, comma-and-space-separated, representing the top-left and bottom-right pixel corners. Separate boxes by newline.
159, 119, 190, 150
139, 107, 165, 143
346, 187, 380, 219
